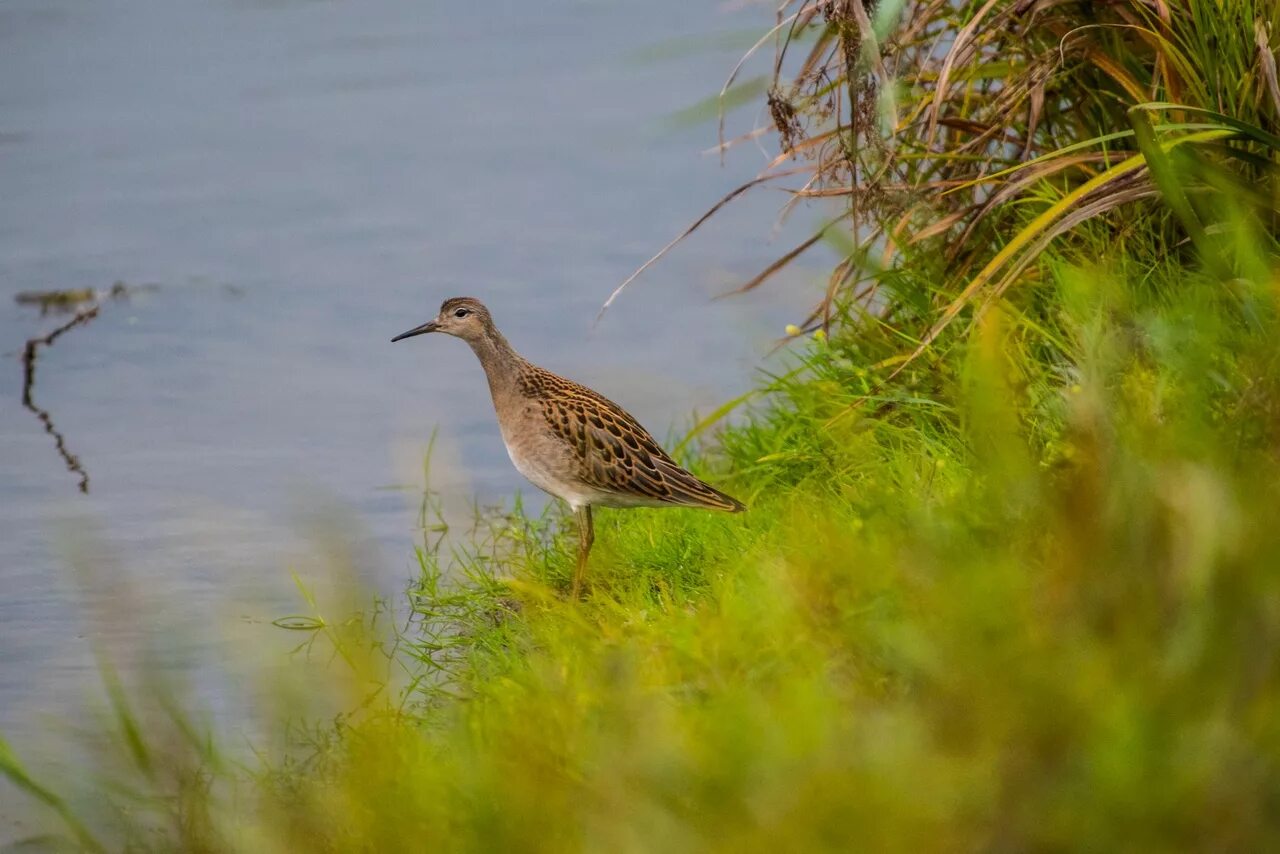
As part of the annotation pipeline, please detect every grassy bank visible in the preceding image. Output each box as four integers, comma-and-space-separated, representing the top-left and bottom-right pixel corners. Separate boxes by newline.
6, 1, 1280, 850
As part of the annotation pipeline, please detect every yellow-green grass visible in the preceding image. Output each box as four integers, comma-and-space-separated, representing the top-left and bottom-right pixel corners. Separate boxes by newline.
8, 227, 1280, 851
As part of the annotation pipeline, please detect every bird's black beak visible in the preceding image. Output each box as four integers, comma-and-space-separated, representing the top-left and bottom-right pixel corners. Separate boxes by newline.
391, 319, 439, 342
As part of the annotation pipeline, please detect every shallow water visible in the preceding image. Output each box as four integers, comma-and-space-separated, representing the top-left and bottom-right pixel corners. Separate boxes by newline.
0, 0, 822, 818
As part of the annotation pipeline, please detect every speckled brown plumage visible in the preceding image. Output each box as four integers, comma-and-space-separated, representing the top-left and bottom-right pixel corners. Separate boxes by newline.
517, 364, 745, 512
393, 296, 745, 596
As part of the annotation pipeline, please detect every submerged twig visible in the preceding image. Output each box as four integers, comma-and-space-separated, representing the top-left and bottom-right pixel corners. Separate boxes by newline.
15, 282, 128, 316
21, 307, 99, 493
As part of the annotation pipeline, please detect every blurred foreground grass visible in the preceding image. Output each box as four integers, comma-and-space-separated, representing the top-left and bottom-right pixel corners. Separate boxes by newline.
7, 225, 1280, 851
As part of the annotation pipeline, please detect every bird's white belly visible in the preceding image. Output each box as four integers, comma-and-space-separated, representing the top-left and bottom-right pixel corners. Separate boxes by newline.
503, 435, 597, 510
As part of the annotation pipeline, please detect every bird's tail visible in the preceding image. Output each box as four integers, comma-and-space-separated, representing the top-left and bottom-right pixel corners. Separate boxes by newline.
653, 457, 746, 512
705, 485, 747, 513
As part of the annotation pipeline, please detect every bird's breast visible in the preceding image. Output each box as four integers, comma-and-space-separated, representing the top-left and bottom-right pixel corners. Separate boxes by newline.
496, 401, 592, 508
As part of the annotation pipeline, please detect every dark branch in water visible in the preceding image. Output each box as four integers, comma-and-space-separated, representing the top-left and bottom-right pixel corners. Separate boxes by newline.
21, 307, 99, 494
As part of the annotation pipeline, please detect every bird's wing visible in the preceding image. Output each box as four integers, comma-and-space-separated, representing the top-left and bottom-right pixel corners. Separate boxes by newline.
533, 374, 744, 512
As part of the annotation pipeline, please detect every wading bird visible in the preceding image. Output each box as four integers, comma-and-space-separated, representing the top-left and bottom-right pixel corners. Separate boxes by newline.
393, 297, 744, 597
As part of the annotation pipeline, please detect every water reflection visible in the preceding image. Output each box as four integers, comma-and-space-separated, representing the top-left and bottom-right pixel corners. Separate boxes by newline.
20, 306, 98, 493
16, 284, 149, 493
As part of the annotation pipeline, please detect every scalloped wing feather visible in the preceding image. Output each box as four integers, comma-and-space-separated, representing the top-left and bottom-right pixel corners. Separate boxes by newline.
522, 367, 745, 512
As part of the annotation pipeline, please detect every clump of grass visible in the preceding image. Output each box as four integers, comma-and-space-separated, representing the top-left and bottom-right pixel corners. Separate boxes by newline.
607, 1, 1280, 371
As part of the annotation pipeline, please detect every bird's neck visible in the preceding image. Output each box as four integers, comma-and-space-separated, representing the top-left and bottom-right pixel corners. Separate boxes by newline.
467, 328, 525, 402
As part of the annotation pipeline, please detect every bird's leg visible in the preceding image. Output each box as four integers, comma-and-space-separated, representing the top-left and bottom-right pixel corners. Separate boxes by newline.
571, 505, 594, 599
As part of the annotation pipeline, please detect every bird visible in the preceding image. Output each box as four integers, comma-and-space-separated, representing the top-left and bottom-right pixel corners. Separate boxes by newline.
392, 297, 745, 597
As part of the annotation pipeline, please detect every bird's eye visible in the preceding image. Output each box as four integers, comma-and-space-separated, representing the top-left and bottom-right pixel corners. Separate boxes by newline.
453, 308, 470, 318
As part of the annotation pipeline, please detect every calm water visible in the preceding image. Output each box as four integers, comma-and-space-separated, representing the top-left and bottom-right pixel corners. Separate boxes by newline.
0, 0, 821, 819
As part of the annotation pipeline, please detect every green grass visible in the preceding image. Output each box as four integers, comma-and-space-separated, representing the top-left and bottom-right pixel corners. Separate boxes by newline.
6, 1, 1280, 850
12, 229, 1280, 850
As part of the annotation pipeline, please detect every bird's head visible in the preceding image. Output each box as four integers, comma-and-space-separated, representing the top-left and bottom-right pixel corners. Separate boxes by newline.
391, 297, 494, 345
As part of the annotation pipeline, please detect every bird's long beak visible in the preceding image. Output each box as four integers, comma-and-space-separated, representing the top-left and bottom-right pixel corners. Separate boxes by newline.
391, 319, 439, 342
